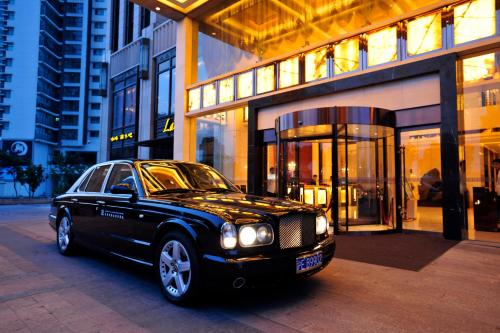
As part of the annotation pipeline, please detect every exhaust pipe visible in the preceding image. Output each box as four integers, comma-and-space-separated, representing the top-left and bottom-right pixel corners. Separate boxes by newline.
232, 277, 246, 289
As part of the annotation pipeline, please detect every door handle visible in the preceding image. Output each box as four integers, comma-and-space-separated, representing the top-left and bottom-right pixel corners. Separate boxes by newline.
70, 198, 78, 202
96, 200, 106, 205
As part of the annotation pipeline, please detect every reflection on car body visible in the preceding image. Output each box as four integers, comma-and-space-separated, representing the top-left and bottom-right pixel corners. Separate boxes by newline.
49, 160, 335, 305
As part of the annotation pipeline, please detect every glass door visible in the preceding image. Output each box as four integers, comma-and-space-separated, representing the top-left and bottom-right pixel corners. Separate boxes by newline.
400, 127, 443, 232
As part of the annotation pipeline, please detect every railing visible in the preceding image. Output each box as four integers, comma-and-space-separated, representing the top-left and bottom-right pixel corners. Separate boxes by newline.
153, 20, 176, 56
110, 38, 147, 78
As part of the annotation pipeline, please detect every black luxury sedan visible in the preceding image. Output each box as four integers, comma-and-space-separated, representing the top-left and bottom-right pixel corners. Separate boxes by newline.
49, 160, 335, 304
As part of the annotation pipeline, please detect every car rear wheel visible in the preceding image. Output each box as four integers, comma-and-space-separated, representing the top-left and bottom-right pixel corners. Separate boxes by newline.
57, 215, 76, 255
156, 232, 201, 305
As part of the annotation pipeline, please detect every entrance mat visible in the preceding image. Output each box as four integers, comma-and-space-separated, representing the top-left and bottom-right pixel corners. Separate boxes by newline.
334, 233, 458, 271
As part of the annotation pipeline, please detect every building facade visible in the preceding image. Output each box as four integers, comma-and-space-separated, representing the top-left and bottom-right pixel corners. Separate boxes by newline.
0, 0, 110, 197
104, 0, 500, 242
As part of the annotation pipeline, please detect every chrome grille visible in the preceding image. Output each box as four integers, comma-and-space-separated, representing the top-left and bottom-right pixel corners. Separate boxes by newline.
279, 214, 315, 249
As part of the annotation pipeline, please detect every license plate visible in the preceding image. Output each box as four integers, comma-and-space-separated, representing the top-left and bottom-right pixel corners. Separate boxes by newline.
296, 251, 323, 274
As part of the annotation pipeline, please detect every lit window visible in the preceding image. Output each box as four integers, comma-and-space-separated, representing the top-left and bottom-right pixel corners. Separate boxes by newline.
454, 0, 496, 45
237, 71, 253, 99
334, 37, 359, 74
188, 87, 201, 111
305, 47, 328, 82
367, 26, 398, 67
462, 53, 495, 83
202, 83, 216, 108
279, 56, 299, 88
219, 77, 234, 103
407, 12, 442, 56
256, 64, 275, 94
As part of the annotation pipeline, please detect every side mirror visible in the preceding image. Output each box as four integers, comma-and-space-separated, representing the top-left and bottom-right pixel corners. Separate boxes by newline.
110, 184, 138, 202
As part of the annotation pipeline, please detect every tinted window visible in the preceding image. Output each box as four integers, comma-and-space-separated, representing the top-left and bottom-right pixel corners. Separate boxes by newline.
78, 169, 94, 192
85, 165, 111, 192
105, 164, 136, 193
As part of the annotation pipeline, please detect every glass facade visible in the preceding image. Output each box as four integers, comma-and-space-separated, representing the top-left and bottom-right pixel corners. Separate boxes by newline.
406, 12, 442, 56
155, 52, 176, 138
454, 0, 496, 45
194, 107, 248, 189
111, 74, 137, 159
459, 50, 500, 241
367, 26, 398, 67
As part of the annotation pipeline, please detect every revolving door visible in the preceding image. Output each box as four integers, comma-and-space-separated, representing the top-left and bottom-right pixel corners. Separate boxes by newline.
277, 107, 396, 233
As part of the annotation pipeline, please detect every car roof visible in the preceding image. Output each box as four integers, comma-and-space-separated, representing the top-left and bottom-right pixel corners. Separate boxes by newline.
101, 159, 208, 167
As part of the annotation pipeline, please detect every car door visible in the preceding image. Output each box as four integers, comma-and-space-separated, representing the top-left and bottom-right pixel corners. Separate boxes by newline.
75, 163, 112, 245
100, 163, 142, 257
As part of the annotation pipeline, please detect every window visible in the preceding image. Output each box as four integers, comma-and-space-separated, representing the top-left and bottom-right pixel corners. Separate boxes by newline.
93, 22, 105, 29
219, 77, 234, 103
89, 130, 99, 138
188, 87, 201, 111
92, 75, 100, 83
202, 83, 216, 108
90, 103, 100, 110
237, 71, 253, 99
90, 116, 100, 124
256, 65, 275, 94
454, 0, 495, 45
60, 129, 78, 140
94, 8, 105, 15
105, 164, 136, 193
305, 47, 328, 82
407, 12, 442, 56
140, 7, 150, 30
78, 170, 94, 192
155, 54, 176, 137
61, 116, 78, 126
92, 49, 104, 56
111, 0, 120, 52
93, 35, 104, 42
367, 26, 398, 66
111, 74, 137, 159
85, 164, 111, 192
124, 1, 134, 45
279, 57, 299, 88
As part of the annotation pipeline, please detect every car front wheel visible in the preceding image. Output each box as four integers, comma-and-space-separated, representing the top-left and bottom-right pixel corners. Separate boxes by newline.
156, 231, 201, 305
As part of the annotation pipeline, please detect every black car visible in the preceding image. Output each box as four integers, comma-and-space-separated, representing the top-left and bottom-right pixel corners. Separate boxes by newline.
49, 160, 335, 304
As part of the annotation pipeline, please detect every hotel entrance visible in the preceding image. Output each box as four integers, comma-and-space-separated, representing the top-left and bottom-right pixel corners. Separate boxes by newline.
275, 107, 396, 233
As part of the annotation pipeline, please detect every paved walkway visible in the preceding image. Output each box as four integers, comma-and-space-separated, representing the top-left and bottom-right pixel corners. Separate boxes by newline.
0, 204, 499, 333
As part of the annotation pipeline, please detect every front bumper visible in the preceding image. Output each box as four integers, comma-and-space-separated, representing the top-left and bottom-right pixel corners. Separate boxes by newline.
202, 236, 335, 285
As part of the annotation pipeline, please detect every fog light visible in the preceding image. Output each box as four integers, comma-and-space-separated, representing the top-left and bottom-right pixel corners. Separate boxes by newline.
256, 225, 272, 243
316, 215, 328, 235
239, 226, 257, 246
221, 223, 237, 249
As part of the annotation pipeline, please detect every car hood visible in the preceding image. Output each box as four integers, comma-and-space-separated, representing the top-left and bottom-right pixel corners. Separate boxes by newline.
149, 191, 318, 222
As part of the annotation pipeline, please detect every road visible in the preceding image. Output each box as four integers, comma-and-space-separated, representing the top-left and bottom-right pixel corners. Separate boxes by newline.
0, 204, 499, 333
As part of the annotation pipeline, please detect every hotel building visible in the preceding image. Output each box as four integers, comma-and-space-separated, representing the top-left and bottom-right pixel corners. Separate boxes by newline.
103, 0, 500, 242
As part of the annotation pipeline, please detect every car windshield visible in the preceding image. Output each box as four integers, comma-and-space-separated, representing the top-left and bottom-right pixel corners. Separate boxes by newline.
139, 162, 240, 194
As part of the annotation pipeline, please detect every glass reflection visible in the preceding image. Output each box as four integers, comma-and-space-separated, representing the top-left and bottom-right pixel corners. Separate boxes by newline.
305, 47, 328, 82
454, 0, 495, 45
407, 12, 442, 56
334, 37, 359, 74
368, 26, 398, 67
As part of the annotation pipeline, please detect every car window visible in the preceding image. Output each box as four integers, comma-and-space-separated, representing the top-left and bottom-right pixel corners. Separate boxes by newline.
105, 164, 136, 193
140, 163, 190, 192
84, 164, 111, 192
78, 169, 94, 192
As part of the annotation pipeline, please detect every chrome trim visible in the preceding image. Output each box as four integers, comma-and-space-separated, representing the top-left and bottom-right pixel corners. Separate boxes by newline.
109, 251, 153, 266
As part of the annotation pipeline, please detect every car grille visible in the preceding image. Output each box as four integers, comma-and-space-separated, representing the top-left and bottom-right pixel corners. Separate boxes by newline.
279, 213, 315, 249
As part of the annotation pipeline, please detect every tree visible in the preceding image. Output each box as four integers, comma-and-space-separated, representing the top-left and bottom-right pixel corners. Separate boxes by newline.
49, 151, 91, 195
17, 163, 45, 199
0, 151, 24, 198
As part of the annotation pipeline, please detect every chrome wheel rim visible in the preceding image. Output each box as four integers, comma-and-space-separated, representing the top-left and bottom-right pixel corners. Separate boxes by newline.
58, 217, 70, 251
159, 240, 191, 297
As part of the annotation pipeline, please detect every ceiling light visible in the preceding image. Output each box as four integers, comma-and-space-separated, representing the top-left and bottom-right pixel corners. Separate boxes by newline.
155, 6, 161, 11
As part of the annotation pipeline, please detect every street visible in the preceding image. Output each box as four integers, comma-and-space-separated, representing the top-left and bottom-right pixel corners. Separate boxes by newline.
0, 204, 499, 333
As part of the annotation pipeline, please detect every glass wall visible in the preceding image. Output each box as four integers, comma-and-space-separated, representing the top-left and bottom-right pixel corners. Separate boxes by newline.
194, 107, 248, 189
196, 0, 440, 81
459, 50, 500, 242
110, 74, 137, 159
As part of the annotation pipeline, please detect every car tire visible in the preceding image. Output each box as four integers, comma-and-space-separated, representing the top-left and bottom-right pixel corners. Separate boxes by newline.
156, 231, 201, 305
57, 213, 76, 255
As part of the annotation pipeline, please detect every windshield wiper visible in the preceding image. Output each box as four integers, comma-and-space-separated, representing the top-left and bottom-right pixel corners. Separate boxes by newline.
205, 187, 237, 193
150, 188, 204, 195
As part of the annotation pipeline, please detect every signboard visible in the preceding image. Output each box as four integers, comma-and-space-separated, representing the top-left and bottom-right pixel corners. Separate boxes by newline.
2, 140, 32, 158
110, 132, 134, 142
162, 118, 174, 133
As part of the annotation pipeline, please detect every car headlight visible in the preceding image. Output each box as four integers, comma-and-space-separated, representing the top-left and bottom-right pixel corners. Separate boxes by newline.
239, 223, 273, 247
316, 214, 328, 235
220, 223, 237, 249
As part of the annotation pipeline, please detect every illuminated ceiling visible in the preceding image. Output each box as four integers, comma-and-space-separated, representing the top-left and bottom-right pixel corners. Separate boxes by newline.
130, 0, 222, 20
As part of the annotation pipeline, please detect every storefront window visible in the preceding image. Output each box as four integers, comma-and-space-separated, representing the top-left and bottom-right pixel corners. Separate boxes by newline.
237, 71, 253, 99
334, 37, 359, 74
202, 82, 216, 108
367, 26, 398, 67
219, 77, 234, 103
454, 0, 496, 45
155, 52, 176, 138
305, 47, 328, 82
194, 107, 248, 188
279, 56, 299, 88
256, 64, 275, 94
407, 12, 442, 56
188, 87, 201, 111
459, 50, 500, 242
